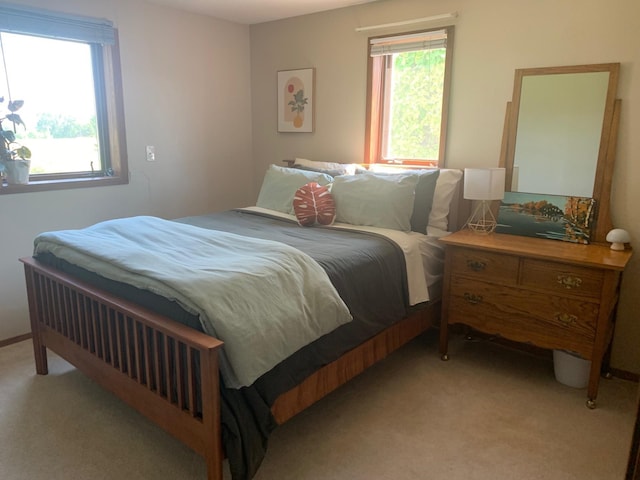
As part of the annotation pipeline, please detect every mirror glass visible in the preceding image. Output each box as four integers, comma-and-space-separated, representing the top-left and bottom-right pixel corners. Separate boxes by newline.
512, 72, 609, 197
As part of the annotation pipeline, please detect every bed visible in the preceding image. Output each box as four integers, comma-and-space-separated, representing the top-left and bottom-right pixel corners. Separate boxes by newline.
21, 162, 465, 480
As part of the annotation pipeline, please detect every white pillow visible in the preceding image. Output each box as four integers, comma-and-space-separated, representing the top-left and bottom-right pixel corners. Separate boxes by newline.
294, 157, 359, 175
428, 169, 463, 231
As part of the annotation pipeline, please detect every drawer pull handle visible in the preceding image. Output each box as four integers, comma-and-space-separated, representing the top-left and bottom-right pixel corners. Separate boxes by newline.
464, 292, 483, 305
557, 275, 582, 289
467, 260, 487, 272
555, 312, 578, 326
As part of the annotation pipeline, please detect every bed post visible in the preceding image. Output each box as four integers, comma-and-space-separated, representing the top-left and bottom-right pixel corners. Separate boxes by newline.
23, 262, 49, 375
200, 347, 224, 480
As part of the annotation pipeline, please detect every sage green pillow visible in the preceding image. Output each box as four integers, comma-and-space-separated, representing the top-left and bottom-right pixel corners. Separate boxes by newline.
331, 173, 419, 231
256, 164, 333, 214
360, 168, 440, 234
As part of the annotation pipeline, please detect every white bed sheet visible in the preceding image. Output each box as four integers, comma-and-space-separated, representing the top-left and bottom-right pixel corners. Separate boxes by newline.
241, 206, 448, 305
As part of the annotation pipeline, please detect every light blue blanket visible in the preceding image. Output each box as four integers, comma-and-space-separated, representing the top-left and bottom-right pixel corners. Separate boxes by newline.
34, 216, 352, 388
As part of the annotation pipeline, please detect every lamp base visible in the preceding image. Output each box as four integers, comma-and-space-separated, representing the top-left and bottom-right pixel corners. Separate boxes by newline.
465, 201, 497, 234
467, 218, 497, 234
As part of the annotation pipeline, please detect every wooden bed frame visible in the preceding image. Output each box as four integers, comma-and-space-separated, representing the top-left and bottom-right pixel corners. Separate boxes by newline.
20, 180, 467, 480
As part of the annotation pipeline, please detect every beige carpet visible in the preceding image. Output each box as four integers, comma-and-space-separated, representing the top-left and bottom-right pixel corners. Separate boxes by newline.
0, 332, 636, 480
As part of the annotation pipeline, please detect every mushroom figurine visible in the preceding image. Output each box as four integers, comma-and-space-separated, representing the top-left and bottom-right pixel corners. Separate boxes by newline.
606, 228, 631, 251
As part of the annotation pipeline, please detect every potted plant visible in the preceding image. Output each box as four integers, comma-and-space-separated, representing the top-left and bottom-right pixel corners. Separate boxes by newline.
1, 96, 32, 185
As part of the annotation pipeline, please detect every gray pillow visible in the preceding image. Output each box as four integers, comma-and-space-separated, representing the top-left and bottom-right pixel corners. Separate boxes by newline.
331, 173, 419, 231
256, 164, 333, 214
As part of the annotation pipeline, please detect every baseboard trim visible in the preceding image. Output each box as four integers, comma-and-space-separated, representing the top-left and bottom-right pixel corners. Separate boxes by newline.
609, 367, 640, 383
0, 333, 32, 349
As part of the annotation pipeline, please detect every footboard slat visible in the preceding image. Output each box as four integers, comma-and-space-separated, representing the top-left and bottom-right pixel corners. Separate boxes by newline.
154, 330, 163, 396
187, 347, 197, 418
123, 315, 133, 379
59, 285, 69, 339
115, 311, 124, 372
43, 278, 54, 330
97, 301, 107, 362
164, 334, 174, 403
176, 341, 185, 411
132, 319, 142, 384
143, 326, 153, 391
89, 298, 99, 356
22, 257, 224, 480
104, 307, 114, 367
74, 292, 85, 349
68, 285, 82, 345
58, 283, 70, 339
79, 294, 88, 349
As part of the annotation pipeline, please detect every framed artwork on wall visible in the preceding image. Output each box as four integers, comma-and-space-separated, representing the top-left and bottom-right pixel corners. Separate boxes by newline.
496, 192, 596, 244
277, 68, 314, 133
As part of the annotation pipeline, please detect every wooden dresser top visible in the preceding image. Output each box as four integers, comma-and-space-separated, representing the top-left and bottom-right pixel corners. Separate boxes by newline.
440, 229, 632, 271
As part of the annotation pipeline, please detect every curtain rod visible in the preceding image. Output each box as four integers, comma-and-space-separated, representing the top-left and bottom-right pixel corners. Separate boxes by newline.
355, 12, 458, 33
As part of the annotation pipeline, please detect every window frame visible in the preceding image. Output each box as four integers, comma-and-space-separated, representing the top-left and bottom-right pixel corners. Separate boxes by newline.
0, 6, 128, 195
364, 26, 454, 168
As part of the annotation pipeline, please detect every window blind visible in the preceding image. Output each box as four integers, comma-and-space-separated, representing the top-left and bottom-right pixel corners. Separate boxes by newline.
0, 2, 115, 45
369, 30, 447, 57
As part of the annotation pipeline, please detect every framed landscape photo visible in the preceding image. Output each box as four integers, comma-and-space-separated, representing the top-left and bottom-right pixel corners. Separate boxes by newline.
277, 68, 314, 133
496, 192, 596, 244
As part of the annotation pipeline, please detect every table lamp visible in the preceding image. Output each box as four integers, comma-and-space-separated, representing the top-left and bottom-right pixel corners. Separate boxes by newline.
464, 167, 506, 234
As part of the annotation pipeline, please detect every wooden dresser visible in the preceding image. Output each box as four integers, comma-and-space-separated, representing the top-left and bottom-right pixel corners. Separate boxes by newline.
439, 229, 632, 408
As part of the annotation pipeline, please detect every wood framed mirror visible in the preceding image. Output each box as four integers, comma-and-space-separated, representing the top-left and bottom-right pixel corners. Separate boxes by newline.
500, 63, 621, 244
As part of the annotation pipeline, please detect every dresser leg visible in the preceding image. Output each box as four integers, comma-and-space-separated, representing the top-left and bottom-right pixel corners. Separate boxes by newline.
586, 354, 604, 409
439, 319, 449, 361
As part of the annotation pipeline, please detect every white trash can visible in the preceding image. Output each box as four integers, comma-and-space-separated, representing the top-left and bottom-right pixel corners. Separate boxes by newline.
553, 350, 591, 388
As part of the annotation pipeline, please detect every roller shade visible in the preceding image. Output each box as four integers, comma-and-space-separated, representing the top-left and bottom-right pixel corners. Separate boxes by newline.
370, 30, 447, 57
0, 2, 115, 45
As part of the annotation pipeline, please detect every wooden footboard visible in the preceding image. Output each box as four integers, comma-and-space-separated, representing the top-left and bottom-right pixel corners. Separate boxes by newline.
21, 257, 225, 480
21, 256, 437, 480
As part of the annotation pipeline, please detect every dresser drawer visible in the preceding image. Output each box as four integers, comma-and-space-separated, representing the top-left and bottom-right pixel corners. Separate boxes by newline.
450, 248, 519, 284
448, 276, 598, 353
520, 259, 604, 299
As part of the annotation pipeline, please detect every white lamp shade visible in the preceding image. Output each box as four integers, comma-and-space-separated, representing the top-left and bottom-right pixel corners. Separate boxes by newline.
464, 168, 506, 200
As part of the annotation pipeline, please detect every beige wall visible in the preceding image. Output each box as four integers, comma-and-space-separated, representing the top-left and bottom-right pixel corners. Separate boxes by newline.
0, 0, 253, 340
250, 0, 640, 372
3, 0, 639, 374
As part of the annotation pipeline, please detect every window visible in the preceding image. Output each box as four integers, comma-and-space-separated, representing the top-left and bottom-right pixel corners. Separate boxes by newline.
365, 27, 454, 167
0, 3, 127, 193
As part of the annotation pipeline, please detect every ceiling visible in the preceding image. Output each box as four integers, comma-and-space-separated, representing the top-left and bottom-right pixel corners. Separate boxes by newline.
144, 0, 381, 25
